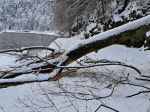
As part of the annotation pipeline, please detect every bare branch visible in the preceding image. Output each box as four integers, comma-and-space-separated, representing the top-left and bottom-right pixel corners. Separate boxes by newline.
0, 46, 55, 54
95, 104, 119, 112
126, 90, 150, 98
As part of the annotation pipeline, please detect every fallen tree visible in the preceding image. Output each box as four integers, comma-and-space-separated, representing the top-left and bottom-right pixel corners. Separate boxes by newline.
0, 15, 150, 88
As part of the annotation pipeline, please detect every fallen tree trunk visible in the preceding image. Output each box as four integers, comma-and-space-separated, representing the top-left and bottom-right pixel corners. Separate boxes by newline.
0, 15, 150, 88
60, 25, 149, 66
50, 15, 150, 80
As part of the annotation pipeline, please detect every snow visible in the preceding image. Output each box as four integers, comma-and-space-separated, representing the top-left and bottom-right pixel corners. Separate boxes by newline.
147, 31, 150, 37
0, 54, 16, 69
86, 23, 97, 32
0, 35, 150, 111
49, 37, 82, 51
113, 14, 122, 22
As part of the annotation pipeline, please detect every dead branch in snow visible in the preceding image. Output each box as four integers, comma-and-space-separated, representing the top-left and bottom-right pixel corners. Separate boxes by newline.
0, 58, 141, 79
135, 75, 150, 82
126, 90, 150, 98
0, 46, 55, 54
95, 104, 119, 112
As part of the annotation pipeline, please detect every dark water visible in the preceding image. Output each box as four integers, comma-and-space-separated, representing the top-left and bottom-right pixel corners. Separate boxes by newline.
0, 32, 58, 50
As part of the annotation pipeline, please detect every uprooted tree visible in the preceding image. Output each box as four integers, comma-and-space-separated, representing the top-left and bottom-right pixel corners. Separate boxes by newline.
0, 15, 149, 88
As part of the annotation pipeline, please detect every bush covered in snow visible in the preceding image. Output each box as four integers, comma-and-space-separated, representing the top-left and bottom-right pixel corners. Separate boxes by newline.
0, 0, 54, 31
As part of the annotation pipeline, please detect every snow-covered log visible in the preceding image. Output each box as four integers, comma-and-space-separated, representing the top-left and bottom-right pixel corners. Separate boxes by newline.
49, 15, 150, 80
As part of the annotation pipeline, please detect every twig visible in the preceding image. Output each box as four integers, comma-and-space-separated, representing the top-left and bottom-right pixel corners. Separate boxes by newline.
135, 78, 150, 82
72, 81, 120, 101
95, 104, 119, 112
121, 82, 150, 90
126, 90, 150, 98
54, 63, 141, 75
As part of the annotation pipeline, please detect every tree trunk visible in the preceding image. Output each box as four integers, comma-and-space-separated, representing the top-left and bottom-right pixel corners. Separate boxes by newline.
119, 0, 130, 13
50, 24, 150, 80
60, 26, 150, 67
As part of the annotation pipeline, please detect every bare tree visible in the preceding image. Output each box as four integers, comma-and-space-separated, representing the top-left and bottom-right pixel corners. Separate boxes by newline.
117, 0, 131, 13
53, 0, 112, 34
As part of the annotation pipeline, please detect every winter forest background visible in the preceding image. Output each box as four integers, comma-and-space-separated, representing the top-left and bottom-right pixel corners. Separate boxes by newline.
0, 0, 54, 31
0, 0, 149, 33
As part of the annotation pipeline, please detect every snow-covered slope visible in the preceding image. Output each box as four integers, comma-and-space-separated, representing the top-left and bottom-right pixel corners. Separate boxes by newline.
0, 36, 150, 112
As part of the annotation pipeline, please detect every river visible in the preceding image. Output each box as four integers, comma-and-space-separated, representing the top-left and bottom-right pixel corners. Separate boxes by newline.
0, 31, 58, 50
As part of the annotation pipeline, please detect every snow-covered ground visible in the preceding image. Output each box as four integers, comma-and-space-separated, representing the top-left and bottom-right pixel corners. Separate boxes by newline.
0, 36, 150, 112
